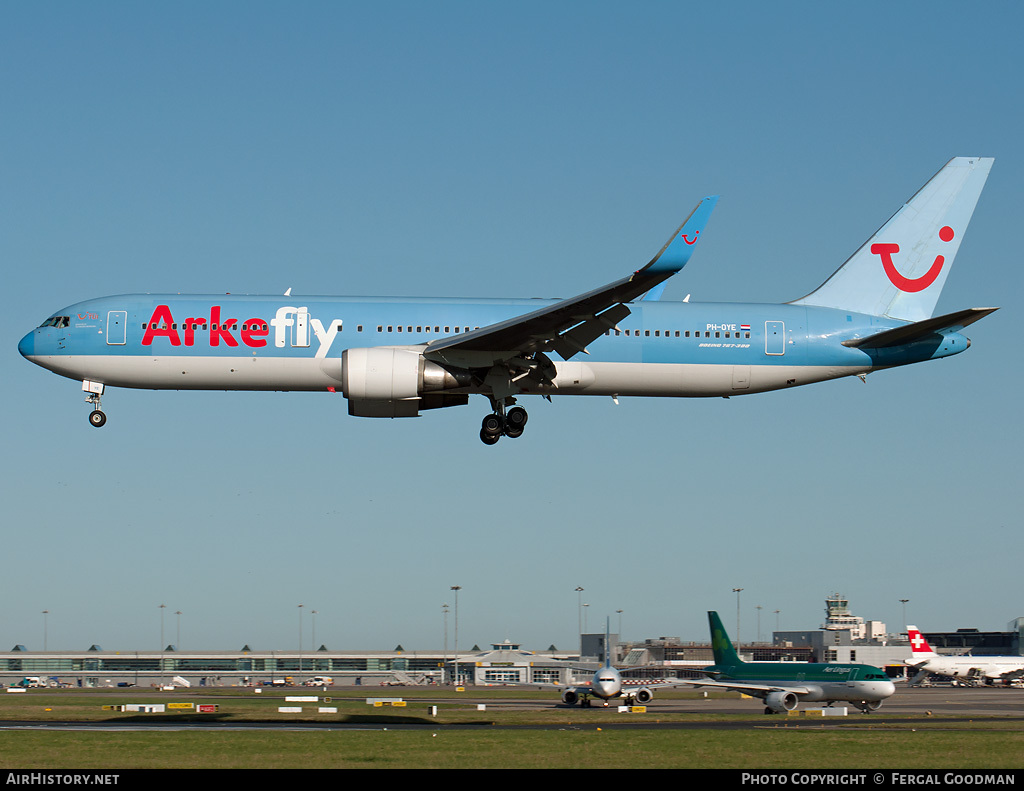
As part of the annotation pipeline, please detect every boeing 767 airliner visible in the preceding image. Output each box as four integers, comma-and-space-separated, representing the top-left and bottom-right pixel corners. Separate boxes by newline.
19, 157, 995, 444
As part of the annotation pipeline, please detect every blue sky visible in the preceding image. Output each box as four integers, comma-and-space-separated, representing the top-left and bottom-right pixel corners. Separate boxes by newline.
3, 1, 1022, 654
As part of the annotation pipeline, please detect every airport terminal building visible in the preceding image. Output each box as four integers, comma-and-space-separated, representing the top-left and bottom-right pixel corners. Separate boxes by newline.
0, 641, 583, 689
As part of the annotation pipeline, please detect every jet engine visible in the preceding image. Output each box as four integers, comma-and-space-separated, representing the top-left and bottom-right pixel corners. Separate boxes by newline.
764, 690, 799, 713
341, 347, 472, 417
633, 688, 653, 704
561, 690, 579, 705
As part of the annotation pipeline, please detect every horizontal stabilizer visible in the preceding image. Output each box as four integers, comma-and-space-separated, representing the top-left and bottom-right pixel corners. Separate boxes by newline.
842, 307, 998, 349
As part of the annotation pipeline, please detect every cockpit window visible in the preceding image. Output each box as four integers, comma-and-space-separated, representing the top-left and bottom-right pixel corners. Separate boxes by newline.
39, 316, 70, 329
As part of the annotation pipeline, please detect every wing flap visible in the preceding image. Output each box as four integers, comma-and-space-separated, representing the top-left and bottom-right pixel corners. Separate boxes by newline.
551, 303, 632, 360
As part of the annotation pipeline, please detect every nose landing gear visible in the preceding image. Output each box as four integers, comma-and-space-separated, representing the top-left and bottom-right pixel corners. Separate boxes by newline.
83, 380, 106, 428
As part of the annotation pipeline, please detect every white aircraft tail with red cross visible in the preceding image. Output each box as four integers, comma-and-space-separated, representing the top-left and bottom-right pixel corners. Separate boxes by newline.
907, 625, 939, 660
793, 157, 994, 322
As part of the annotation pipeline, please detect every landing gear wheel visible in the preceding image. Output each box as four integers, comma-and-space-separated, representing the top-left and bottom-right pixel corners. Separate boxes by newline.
506, 406, 528, 429
481, 414, 504, 436
89, 410, 107, 428
479, 429, 500, 445
501, 406, 527, 438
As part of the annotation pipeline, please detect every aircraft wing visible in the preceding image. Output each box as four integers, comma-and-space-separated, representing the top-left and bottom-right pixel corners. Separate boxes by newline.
423, 196, 718, 369
677, 677, 812, 697
618, 680, 695, 696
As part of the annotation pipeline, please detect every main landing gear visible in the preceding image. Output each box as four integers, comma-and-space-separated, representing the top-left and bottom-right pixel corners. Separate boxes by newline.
479, 405, 528, 445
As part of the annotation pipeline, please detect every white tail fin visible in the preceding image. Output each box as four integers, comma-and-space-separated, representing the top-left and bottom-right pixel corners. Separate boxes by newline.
907, 625, 937, 658
793, 157, 993, 322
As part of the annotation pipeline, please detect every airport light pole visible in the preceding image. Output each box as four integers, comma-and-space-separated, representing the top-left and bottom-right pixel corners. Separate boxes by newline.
41, 610, 48, 652
175, 611, 182, 651
756, 605, 763, 643
732, 588, 743, 651
298, 604, 304, 681
616, 609, 623, 639
575, 587, 584, 659
899, 599, 909, 635
159, 604, 166, 684
442, 603, 449, 681
450, 586, 461, 686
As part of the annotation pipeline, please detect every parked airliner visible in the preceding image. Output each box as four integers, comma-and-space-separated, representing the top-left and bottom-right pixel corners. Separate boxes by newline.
906, 626, 1024, 685
558, 619, 676, 707
683, 612, 896, 714
19, 157, 995, 444
530, 618, 678, 707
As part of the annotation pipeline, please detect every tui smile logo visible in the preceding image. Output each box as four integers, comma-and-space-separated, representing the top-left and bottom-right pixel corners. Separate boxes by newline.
873, 226, 954, 292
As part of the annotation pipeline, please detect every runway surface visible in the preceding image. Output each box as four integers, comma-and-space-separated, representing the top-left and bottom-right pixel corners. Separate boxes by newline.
1, 685, 1022, 731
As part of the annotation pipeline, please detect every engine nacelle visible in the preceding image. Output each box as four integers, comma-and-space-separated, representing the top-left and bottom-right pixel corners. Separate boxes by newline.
633, 688, 653, 704
764, 690, 799, 713
561, 689, 579, 705
341, 347, 472, 417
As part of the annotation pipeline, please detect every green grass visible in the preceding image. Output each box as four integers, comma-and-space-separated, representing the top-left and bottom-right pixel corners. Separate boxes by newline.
2, 687, 1023, 769
3, 729, 1024, 769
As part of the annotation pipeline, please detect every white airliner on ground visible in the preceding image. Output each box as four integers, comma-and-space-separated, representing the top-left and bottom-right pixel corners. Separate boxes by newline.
19, 158, 995, 444
905, 626, 1024, 685
557, 620, 683, 707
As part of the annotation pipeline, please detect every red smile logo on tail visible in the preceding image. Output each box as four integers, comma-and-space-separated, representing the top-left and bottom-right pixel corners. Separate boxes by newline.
873, 226, 954, 292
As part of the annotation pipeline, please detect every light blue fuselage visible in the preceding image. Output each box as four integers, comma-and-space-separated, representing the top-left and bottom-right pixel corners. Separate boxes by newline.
19, 294, 968, 398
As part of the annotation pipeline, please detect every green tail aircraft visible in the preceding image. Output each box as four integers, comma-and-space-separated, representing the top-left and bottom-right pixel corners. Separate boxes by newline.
684, 611, 896, 714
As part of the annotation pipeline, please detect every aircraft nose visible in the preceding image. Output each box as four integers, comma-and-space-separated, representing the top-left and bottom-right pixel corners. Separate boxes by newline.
18, 331, 34, 358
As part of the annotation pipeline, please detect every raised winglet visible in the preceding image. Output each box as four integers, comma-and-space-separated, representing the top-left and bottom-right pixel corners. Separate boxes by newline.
641, 195, 719, 277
